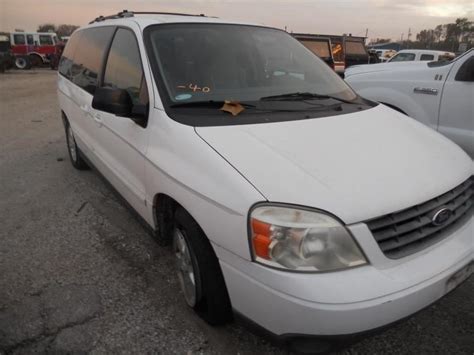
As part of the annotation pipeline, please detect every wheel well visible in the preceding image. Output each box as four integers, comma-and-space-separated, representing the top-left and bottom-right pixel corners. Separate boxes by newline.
380, 102, 407, 115
28, 52, 45, 63
153, 193, 180, 246
61, 111, 68, 128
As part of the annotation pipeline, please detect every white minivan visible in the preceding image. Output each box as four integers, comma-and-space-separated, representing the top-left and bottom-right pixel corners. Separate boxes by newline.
58, 11, 473, 353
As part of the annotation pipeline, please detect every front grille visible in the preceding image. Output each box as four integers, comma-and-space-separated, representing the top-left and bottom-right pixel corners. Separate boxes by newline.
366, 177, 473, 259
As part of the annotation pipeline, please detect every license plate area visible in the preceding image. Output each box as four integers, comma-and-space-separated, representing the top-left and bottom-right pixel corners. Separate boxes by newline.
446, 262, 473, 294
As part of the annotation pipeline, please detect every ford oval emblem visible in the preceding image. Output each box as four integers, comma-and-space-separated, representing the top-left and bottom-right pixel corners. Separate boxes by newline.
431, 207, 452, 226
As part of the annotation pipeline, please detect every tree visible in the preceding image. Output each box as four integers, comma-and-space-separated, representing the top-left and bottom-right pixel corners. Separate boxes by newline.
434, 25, 444, 42
37, 23, 56, 33
416, 29, 435, 45
455, 18, 473, 42
370, 38, 391, 45
56, 24, 79, 38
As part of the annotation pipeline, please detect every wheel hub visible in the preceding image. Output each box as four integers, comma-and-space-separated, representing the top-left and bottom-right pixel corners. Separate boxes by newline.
173, 228, 197, 307
67, 126, 77, 162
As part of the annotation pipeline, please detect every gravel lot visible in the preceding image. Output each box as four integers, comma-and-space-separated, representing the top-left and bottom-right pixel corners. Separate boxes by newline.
0, 69, 472, 354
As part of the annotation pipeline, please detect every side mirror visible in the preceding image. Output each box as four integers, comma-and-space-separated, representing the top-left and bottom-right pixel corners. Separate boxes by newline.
92, 87, 132, 117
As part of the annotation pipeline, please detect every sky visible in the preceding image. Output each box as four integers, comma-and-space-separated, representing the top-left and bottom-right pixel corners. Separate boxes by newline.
0, 0, 473, 41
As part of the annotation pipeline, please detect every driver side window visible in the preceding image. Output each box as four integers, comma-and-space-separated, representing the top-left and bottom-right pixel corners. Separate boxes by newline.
455, 56, 474, 82
103, 28, 149, 109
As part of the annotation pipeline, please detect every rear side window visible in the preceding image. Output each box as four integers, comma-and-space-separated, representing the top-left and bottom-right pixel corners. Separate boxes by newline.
390, 53, 415, 62
58, 32, 81, 79
71, 27, 115, 95
39, 35, 53, 45
300, 40, 331, 58
420, 54, 434, 61
13, 34, 25, 45
103, 28, 148, 107
27, 34, 34, 45
345, 41, 366, 55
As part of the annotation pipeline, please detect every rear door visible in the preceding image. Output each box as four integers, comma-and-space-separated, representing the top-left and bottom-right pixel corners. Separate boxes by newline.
90, 26, 151, 217
68, 27, 115, 156
438, 53, 474, 157
38, 34, 56, 58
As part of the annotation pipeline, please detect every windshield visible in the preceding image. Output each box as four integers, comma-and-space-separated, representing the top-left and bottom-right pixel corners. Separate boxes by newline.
146, 24, 356, 105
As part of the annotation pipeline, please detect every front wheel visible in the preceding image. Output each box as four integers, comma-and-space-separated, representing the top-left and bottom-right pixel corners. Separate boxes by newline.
14, 56, 31, 70
173, 208, 233, 325
65, 121, 89, 170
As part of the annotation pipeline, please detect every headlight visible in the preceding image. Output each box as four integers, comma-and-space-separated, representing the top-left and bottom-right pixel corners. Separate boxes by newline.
249, 204, 367, 272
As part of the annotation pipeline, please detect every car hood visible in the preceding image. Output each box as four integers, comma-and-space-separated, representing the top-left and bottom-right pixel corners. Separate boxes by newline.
196, 104, 472, 224
345, 61, 430, 78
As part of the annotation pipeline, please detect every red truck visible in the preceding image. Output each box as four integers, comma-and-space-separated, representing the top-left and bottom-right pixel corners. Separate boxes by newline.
10, 32, 59, 69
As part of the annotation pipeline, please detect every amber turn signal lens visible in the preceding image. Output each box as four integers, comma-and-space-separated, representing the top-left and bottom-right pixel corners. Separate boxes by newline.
252, 234, 271, 260
251, 219, 272, 260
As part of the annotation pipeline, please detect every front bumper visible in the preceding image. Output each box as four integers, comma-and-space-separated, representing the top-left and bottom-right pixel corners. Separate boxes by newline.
217, 214, 473, 339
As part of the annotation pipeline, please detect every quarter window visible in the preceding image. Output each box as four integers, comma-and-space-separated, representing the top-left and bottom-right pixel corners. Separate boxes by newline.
58, 32, 81, 80
420, 54, 434, 61
103, 28, 148, 108
390, 53, 416, 62
39, 35, 53, 45
13, 34, 26, 45
71, 27, 115, 94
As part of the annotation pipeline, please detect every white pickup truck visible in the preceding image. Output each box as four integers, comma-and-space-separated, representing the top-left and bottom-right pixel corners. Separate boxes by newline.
345, 50, 474, 157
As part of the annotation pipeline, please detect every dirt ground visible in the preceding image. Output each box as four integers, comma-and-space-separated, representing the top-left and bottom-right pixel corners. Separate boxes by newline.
0, 69, 473, 354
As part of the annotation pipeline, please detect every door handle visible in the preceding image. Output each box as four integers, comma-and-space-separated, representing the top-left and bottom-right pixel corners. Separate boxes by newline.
80, 104, 89, 113
93, 113, 103, 125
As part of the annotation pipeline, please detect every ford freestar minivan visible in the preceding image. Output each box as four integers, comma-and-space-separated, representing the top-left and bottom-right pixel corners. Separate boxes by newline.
57, 11, 473, 353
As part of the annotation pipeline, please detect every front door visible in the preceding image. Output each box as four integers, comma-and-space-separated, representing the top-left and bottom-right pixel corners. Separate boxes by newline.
438, 52, 474, 157
90, 26, 151, 217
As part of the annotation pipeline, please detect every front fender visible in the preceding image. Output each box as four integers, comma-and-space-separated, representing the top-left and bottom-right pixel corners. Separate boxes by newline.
354, 86, 438, 130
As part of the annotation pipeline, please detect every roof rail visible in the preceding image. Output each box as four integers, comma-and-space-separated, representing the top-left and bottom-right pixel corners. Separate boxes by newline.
89, 9, 210, 24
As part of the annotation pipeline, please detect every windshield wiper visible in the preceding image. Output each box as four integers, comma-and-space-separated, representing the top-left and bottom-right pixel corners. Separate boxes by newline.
260, 92, 356, 104
169, 100, 256, 108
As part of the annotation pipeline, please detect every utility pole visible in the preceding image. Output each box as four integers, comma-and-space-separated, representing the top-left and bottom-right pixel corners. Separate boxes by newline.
365, 28, 369, 44
401, 33, 404, 42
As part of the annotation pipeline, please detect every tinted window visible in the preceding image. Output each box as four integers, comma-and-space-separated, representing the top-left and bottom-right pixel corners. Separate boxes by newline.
455, 57, 474, 82
390, 53, 416, 62
332, 42, 344, 62
39, 35, 53, 45
103, 28, 148, 108
58, 31, 81, 79
71, 27, 115, 94
420, 54, 434, 61
148, 24, 354, 103
300, 40, 331, 58
345, 41, 366, 55
13, 34, 25, 45
27, 34, 34, 45
145, 24, 370, 127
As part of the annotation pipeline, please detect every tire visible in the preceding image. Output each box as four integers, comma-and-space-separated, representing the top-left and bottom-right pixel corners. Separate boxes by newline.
64, 120, 89, 170
173, 208, 233, 325
15, 56, 31, 70
29, 54, 43, 67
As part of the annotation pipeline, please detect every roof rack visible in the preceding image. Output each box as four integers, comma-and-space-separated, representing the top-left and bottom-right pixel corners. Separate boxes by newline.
89, 10, 209, 24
